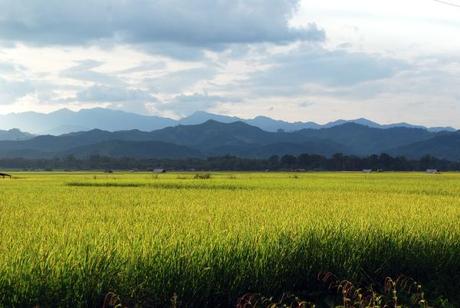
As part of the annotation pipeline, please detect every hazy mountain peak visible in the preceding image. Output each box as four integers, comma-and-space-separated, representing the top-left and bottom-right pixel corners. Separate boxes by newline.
0, 108, 456, 135
180, 111, 240, 125
352, 118, 380, 126
50, 108, 74, 115
190, 111, 215, 116
253, 115, 272, 120
0, 128, 35, 141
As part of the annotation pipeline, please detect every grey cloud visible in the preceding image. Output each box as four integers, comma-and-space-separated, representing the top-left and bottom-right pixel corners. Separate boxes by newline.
66, 60, 103, 71
0, 78, 34, 104
118, 61, 167, 74
0, 0, 324, 48
75, 85, 158, 103
0, 62, 26, 73
70, 84, 160, 114
242, 46, 410, 96
141, 43, 208, 61
109, 100, 155, 115
144, 67, 218, 93
310, 63, 460, 102
60, 60, 122, 85
299, 101, 315, 108
158, 93, 235, 116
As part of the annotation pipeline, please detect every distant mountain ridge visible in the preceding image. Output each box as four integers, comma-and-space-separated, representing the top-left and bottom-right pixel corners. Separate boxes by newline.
0, 129, 34, 141
0, 108, 176, 136
0, 108, 455, 136
180, 111, 456, 133
0, 120, 458, 161
388, 132, 460, 160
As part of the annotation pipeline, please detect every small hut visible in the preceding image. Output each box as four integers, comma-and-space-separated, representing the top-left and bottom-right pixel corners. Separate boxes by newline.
0, 172, 12, 179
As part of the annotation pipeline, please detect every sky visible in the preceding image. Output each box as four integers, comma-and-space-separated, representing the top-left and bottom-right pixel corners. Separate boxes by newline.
0, 0, 459, 127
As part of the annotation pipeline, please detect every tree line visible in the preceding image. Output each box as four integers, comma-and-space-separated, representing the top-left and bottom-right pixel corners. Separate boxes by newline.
0, 153, 459, 171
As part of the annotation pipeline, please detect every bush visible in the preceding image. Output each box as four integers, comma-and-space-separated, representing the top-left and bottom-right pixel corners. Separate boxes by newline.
193, 173, 211, 179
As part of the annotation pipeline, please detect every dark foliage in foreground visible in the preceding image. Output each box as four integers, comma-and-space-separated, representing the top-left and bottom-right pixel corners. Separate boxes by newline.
0, 153, 459, 171
102, 274, 451, 307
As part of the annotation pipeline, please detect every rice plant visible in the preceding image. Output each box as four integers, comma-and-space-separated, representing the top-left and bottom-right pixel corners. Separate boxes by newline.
0, 172, 459, 306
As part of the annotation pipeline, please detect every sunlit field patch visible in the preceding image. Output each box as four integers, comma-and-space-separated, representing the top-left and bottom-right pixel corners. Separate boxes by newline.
1, 172, 460, 306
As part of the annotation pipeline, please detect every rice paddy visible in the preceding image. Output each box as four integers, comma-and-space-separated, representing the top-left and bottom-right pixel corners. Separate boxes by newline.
1, 172, 460, 307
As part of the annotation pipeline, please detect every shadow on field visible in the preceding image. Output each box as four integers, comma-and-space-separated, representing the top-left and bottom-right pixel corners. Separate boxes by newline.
66, 182, 249, 191
101, 273, 450, 308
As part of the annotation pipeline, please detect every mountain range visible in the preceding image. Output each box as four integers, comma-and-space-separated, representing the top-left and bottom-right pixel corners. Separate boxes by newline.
0, 108, 455, 135
0, 129, 35, 141
0, 120, 458, 161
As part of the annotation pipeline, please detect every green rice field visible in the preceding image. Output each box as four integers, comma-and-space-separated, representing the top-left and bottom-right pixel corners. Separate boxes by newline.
1, 172, 460, 307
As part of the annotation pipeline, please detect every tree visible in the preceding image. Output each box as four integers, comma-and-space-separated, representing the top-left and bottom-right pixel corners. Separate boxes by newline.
281, 155, 297, 167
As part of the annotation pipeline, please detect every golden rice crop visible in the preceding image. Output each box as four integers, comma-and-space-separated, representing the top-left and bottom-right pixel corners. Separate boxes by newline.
0, 172, 460, 306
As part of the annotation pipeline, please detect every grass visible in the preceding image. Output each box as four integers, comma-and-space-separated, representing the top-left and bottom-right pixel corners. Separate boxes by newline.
0, 172, 460, 306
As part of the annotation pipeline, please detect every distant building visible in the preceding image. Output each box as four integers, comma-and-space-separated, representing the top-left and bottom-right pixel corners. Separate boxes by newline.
426, 169, 439, 174
153, 168, 166, 173
0, 172, 12, 179
362, 169, 373, 173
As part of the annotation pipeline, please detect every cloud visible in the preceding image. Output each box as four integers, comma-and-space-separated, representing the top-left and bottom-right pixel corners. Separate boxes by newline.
144, 67, 219, 93
236, 45, 410, 96
0, 78, 34, 104
118, 61, 166, 74
75, 85, 157, 103
71, 85, 160, 114
140, 43, 209, 61
158, 93, 236, 116
0, 0, 324, 49
60, 60, 122, 85
300, 58, 460, 102
0, 62, 26, 73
